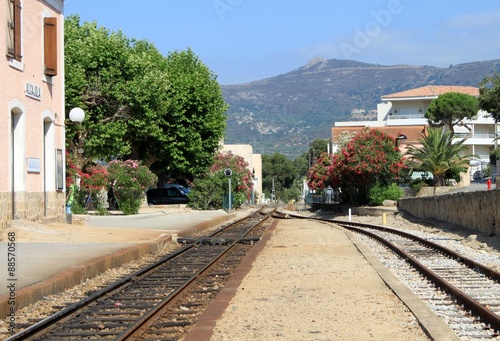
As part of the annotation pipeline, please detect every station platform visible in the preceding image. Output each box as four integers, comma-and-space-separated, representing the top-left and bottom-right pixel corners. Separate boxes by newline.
0, 206, 236, 318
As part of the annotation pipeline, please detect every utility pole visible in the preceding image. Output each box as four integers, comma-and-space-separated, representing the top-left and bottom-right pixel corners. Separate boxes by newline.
272, 178, 275, 204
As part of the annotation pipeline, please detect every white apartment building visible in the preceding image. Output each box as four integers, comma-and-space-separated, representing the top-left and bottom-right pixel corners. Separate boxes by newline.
333, 85, 498, 174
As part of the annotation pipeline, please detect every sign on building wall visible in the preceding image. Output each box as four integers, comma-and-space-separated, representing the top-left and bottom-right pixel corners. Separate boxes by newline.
27, 157, 41, 173
25, 82, 42, 100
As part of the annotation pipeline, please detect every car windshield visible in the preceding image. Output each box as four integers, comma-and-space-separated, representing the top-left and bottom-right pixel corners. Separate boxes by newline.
178, 186, 189, 194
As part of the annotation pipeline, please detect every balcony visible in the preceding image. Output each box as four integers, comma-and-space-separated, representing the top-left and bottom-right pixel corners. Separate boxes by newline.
454, 133, 496, 139
388, 113, 426, 120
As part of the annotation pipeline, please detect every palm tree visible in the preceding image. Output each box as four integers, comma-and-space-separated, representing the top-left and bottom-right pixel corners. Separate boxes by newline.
405, 127, 471, 186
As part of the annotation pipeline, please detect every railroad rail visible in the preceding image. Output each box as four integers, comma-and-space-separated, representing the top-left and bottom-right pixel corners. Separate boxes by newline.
283, 212, 500, 338
6, 208, 272, 340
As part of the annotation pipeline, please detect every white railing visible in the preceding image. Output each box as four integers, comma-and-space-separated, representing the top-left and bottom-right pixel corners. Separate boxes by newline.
454, 133, 496, 139
387, 114, 426, 120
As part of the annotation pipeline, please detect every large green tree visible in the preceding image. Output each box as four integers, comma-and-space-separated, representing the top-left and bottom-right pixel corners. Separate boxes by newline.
425, 92, 478, 136
479, 74, 500, 123
65, 16, 227, 181
405, 127, 470, 186
65, 16, 142, 168
149, 49, 228, 182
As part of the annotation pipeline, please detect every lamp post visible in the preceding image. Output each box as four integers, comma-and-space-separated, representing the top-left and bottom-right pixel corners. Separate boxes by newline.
251, 168, 255, 204
65, 107, 85, 224
66, 107, 86, 163
224, 168, 232, 212
396, 134, 407, 148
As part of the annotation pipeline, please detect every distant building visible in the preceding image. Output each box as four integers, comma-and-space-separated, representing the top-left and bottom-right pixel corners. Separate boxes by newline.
1, 0, 66, 228
332, 85, 498, 178
221, 144, 262, 203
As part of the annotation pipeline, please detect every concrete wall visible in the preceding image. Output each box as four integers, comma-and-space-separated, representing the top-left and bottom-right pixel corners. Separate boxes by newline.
398, 189, 500, 236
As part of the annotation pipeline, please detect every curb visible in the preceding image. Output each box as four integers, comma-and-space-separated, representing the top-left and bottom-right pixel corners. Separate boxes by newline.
0, 213, 235, 320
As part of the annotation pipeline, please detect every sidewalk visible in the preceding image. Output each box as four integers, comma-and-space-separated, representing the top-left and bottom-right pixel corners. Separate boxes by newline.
0, 206, 236, 318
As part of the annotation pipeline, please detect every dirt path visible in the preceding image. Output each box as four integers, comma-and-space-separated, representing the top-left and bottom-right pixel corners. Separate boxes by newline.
208, 219, 430, 341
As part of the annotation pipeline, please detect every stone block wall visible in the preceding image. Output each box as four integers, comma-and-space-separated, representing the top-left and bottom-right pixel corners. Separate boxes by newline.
0, 191, 66, 230
0, 192, 12, 230
398, 189, 500, 236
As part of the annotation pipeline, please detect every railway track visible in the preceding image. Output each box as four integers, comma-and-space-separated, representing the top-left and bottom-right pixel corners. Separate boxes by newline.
6, 208, 273, 341
312, 216, 500, 339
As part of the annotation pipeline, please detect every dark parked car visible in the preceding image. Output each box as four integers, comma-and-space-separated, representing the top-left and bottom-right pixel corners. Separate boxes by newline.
163, 184, 190, 195
473, 170, 484, 181
146, 187, 189, 205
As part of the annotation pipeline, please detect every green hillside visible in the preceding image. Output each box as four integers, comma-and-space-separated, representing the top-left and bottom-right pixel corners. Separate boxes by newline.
222, 58, 500, 159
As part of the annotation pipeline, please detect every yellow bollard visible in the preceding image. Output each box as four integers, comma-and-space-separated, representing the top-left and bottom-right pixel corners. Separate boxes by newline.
382, 212, 387, 225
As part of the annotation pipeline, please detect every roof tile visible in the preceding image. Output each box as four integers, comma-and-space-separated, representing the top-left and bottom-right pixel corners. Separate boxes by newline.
382, 85, 479, 99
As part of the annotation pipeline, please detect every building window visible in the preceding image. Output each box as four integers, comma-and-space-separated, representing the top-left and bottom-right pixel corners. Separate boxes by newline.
44, 17, 57, 76
7, 0, 22, 61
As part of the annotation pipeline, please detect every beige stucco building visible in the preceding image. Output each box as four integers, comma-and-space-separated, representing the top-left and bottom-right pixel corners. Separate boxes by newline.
221, 144, 262, 203
1, 0, 66, 228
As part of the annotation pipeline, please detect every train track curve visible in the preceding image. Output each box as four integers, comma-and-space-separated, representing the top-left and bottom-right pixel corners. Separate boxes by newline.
279, 211, 500, 339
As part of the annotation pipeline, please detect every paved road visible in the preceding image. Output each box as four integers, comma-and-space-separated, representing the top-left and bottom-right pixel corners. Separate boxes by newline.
447, 180, 494, 194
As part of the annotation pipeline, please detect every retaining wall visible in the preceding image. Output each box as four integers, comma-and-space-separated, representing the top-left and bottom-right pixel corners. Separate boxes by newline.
398, 189, 500, 236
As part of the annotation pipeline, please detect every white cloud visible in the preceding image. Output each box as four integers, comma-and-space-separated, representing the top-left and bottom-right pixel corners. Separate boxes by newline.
441, 9, 500, 30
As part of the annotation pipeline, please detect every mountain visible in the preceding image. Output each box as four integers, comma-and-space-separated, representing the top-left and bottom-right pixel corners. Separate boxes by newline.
221, 58, 500, 159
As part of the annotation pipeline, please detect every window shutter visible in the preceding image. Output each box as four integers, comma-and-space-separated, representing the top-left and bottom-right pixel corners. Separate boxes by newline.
14, 0, 22, 61
44, 17, 57, 76
6, 0, 15, 58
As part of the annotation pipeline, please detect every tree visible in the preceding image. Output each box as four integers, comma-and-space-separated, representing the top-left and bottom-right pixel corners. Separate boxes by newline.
479, 74, 500, 123
65, 15, 142, 168
65, 16, 227, 182
307, 129, 405, 204
425, 92, 478, 136
294, 138, 332, 180
405, 127, 470, 186
149, 49, 228, 182
262, 153, 297, 202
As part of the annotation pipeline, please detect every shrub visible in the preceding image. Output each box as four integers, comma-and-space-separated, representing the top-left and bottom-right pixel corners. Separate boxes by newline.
410, 179, 429, 193
107, 160, 157, 215
368, 183, 403, 206
188, 173, 225, 210
189, 152, 254, 210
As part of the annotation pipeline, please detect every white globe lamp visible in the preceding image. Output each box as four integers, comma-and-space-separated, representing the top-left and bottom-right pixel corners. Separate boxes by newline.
69, 107, 85, 123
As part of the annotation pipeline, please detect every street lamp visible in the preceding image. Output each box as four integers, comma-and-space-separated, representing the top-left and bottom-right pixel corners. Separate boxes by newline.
67, 107, 86, 154
396, 134, 407, 148
68, 107, 85, 123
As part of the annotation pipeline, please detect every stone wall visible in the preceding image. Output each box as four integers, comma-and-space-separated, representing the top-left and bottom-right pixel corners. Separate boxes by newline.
0, 191, 66, 230
398, 189, 500, 236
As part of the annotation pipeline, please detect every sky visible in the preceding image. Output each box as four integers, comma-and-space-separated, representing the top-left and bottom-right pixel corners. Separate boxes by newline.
64, 0, 500, 85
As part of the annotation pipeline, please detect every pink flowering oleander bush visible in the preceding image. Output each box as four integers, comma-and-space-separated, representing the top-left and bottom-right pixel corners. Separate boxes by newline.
107, 160, 158, 215
307, 128, 406, 205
